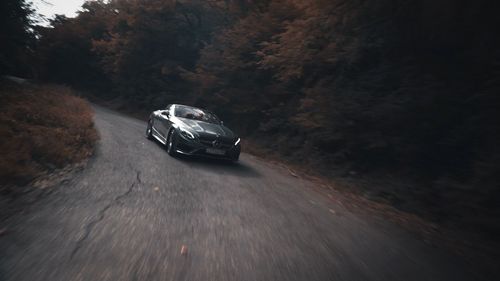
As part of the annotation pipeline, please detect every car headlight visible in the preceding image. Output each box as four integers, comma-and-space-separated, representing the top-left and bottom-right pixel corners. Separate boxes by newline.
180, 129, 196, 140
234, 138, 240, 146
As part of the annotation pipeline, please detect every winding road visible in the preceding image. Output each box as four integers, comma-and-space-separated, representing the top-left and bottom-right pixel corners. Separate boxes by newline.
0, 106, 483, 280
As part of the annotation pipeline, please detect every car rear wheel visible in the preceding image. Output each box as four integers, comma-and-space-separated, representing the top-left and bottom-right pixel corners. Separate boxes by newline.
146, 119, 154, 140
166, 129, 178, 156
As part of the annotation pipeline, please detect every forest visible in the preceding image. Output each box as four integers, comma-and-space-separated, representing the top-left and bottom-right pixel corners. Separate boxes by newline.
2, 0, 500, 234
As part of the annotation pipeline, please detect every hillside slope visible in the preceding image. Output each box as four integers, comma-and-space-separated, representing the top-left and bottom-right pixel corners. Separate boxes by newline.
0, 80, 97, 190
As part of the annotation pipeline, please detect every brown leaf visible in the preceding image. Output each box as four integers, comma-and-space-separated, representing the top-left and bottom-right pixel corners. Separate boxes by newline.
180, 245, 188, 255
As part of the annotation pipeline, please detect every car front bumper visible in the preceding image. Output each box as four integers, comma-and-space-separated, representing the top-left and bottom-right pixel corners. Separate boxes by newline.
175, 135, 241, 160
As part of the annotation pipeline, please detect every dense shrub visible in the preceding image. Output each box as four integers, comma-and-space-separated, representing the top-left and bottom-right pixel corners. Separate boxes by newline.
0, 81, 98, 186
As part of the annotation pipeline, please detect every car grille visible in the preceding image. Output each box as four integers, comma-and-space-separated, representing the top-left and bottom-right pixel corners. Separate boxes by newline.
199, 135, 233, 149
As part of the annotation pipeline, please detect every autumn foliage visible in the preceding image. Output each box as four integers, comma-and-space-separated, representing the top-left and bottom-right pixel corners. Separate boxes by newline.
0, 81, 98, 186
33, 0, 500, 228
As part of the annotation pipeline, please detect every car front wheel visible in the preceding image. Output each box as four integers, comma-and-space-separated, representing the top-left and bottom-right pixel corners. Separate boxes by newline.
146, 119, 154, 140
232, 153, 240, 162
166, 129, 178, 156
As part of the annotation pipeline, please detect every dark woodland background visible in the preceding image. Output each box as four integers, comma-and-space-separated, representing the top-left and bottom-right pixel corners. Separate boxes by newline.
2, 0, 500, 236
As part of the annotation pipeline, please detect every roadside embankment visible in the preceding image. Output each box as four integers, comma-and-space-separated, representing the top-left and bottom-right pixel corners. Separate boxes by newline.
0, 79, 98, 193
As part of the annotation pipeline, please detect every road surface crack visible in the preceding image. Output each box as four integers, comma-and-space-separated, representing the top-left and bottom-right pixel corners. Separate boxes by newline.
70, 171, 141, 259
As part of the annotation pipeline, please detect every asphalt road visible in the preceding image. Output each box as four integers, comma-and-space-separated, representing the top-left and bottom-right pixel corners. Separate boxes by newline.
0, 106, 483, 281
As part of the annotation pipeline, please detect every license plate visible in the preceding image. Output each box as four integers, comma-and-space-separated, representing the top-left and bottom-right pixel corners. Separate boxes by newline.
206, 148, 225, 155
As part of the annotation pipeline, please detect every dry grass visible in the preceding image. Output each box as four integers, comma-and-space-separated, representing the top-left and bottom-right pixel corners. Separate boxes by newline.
0, 81, 98, 187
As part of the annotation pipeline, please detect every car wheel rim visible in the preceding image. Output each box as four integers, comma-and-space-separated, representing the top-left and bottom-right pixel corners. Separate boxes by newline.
167, 134, 172, 152
147, 121, 152, 135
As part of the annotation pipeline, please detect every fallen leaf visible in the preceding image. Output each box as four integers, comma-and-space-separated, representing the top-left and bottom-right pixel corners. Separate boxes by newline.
181, 245, 188, 255
287, 168, 298, 178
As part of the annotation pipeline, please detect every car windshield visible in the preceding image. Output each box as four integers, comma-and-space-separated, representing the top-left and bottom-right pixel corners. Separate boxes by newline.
174, 105, 221, 124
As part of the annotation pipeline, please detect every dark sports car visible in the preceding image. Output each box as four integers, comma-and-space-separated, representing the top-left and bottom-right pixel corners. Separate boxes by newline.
146, 104, 241, 161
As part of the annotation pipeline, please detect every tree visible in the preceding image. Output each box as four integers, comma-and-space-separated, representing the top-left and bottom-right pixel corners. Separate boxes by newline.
0, 0, 34, 76
35, 1, 111, 88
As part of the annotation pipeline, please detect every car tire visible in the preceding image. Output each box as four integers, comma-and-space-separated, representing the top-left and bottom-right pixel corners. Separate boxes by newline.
166, 129, 178, 156
146, 119, 154, 140
231, 153, 240, 162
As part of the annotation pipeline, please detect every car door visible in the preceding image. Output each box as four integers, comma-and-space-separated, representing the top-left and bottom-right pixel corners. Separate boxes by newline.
157, 105, 173, 138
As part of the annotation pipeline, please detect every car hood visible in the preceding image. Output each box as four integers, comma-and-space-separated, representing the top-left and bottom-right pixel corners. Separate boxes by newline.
178, 118, 237, 139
